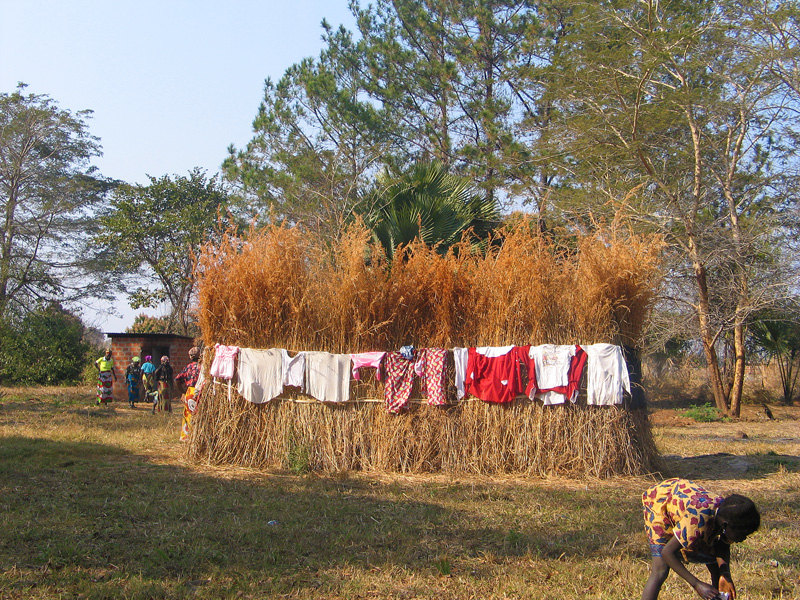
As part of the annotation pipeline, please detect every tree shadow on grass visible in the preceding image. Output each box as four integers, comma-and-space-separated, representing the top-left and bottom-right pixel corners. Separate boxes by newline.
0, 435, 656, 598
658, 452, 800, 481
2, 435, 796, 598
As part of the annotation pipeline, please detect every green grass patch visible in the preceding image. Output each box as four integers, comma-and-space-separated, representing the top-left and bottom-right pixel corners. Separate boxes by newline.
0, 387, 798, 599
682, 402, 724, 422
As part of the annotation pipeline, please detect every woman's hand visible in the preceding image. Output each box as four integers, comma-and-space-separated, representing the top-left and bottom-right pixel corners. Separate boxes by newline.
718, 575, 735, 598
693, 580, 720, 599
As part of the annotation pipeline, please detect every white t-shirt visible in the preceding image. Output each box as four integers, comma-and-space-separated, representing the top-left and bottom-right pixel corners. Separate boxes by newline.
529, 344, 576, 390
582, 343, 630, 405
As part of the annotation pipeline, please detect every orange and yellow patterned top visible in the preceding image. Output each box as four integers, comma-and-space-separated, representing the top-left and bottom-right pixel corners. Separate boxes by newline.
642, 478, 722, 561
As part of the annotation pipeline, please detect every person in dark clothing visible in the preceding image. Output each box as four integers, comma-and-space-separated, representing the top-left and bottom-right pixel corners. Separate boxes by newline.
125, 356, 143, 408
153, 355, 174, 413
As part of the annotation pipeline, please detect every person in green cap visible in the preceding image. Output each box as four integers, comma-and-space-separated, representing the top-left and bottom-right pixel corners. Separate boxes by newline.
94, 349, 117, 405
125, 356, 143, 408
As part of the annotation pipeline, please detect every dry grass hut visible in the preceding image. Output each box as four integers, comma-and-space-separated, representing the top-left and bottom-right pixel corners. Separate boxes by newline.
187, 220, 662, 477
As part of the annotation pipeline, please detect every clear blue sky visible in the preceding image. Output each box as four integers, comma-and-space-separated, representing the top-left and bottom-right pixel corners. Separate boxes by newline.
0, 0, 357, 332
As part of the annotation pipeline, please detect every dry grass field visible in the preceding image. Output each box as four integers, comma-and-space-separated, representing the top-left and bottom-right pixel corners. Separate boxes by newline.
0, 386, 797, 599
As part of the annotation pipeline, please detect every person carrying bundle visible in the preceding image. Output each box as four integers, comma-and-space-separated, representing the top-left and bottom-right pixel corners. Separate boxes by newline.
641, 478, 760, 600
175, 346, 201, 441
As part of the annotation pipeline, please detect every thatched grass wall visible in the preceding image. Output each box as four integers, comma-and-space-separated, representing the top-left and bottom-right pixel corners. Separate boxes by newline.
190, 386, 657, 477
188, 220, 663, 477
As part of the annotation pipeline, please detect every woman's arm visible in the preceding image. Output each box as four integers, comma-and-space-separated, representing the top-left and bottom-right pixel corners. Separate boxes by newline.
714, 539, 735, 598
661, 537, 719, 599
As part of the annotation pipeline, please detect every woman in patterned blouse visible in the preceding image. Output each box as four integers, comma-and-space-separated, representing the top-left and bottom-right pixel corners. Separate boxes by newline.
641, 478, 760, 600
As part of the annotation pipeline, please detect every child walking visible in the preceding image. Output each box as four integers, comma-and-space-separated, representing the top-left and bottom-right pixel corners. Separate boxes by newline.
642, 478, 760, 600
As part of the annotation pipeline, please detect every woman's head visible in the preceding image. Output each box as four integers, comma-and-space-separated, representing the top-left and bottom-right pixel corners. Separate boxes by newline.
189, 346, 200, 361
717, 494, 760, 543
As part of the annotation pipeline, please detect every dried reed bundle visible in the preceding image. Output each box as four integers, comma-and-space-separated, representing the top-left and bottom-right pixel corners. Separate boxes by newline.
190, 217, 663, 477
187, 383, 658, 477
196, 218, 662, 351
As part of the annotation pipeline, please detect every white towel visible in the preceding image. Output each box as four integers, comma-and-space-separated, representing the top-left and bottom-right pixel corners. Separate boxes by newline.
453, 347, 469, 400
236, 348, 284, 404
304, 352, 351, 403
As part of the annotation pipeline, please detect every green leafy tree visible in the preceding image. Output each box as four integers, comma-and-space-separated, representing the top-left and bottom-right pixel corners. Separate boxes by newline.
125, 313, 172, 334
353, 0, 567, 210
93, 169, 231, 336
0, 303, 92, 384
0, 83, 111, 321
226, 1, 565, 227
359, 162, 500, 260
223, 22, 394, 241
550, 0, 800, 416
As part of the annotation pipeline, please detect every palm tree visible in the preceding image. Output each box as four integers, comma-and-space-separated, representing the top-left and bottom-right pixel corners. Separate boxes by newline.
359, 162, 500, 261
750, 312, 800, 404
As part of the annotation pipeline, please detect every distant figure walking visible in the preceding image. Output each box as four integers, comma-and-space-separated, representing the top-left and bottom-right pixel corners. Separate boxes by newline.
125, 356, 142, 408
94, 349, 117, 405
154, 355, 174, 413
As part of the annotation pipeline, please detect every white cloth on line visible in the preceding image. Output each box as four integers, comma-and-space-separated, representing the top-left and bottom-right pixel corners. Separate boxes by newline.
281, 349, 306, 390
236, 348, 284, 404
474, 345, 514, 358
529, 344, 575, 390
453, 347, 469, 399
582, 343, 630, 405
304, 351, 351, 403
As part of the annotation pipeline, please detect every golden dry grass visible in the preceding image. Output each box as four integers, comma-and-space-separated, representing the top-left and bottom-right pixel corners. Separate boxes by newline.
188, 384, 657, 478
194, 219, 663, 351
189, 220, 663, 476
0, 389, 797, 599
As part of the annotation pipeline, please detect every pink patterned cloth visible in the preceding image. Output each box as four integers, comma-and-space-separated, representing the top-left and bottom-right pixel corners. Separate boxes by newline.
383, 352, 415, 413
210, 344, 239, 380
350, 351, 386, 381
415, 348, 447, 406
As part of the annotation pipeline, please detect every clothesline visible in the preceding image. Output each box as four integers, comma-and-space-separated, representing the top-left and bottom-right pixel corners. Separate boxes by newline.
209, 378, 495, 404
205, 343, 632, 413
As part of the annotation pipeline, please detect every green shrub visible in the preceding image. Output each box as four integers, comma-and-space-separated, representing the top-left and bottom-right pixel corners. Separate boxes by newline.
683, 402, 721, 422
0, 304, 95, 385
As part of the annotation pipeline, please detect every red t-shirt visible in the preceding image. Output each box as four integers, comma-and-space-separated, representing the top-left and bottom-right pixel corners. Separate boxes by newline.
465, 345, 530, 403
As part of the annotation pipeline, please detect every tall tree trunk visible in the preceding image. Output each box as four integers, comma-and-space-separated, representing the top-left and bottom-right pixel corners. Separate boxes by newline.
690, 240, 730, 414
729, 315, 746, 417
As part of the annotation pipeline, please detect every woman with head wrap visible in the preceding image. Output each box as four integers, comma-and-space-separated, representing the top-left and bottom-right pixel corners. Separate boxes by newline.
154, 355, 174, 413
141, 355, 157, 409
94, 349, 117, 405
176, 346, 202, 441
125, 356, 143, 408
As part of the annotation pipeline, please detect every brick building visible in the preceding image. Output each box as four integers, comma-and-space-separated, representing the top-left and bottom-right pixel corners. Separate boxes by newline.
105, 332, 195, 401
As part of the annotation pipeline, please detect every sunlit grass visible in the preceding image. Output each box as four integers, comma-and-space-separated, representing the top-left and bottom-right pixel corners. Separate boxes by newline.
0, 389, 797, 599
